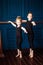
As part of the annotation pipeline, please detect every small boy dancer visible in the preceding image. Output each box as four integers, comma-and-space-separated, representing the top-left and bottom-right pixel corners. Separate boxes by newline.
8, 16, 28, 58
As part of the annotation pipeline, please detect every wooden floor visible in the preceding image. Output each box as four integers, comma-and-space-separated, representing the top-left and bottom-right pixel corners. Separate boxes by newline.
0, 49, 43, 65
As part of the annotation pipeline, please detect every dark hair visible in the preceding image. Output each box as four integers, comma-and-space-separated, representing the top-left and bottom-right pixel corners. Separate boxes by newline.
28, 11, 32, 14
27, 11, 33, 17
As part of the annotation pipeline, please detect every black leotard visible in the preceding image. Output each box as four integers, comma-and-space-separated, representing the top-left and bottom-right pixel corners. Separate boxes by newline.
15, 23, 22, 50
25, 20, 34, 50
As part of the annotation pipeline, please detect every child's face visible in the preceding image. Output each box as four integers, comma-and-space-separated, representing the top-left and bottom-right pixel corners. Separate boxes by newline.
16, 19, 21, 25
27, 13, 33, 21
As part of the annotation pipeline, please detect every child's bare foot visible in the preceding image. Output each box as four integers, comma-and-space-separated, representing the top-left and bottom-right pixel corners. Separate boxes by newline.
19, 51, 22, 59
16, 49, 20, 57
29, 51, 33, 58
29, 48, 32, 56
29, 49, 33, 58
16, 54, 19, 57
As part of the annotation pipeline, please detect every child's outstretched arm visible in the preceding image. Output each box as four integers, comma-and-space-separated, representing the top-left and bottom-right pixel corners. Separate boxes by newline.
22, 20, 27, 23
8, 21, 16, 27
21, 27, 28, 34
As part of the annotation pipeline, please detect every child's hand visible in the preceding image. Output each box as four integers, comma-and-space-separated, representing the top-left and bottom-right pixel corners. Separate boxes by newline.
24, 31, 28, 34
26, 31, 28, 34
31, 21, 36, 26
8, 21, 11, 23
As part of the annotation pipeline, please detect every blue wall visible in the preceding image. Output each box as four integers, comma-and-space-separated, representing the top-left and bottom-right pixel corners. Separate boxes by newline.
0, 0, 43, 50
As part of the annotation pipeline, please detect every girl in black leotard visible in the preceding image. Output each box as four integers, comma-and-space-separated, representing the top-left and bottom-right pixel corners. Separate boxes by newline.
22, 12, 36, 58
8, 16, 28, 58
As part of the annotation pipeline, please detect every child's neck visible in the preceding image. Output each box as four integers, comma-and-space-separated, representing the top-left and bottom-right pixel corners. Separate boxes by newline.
28, 19, 32, 21
17, 24, 21, 27
16, 22, 21, 27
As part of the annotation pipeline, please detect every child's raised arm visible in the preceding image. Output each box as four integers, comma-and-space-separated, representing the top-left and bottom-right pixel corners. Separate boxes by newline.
21, 27, 28, 34
8, 21, 16, 27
